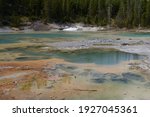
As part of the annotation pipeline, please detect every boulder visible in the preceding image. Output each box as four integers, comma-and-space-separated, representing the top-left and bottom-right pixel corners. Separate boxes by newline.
31, 21, 50, 31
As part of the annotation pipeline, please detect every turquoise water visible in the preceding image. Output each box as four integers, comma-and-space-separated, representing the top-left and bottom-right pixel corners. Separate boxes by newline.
0, 32, 141, 65
2, 47, 141, 65
0, 32, 82, 44
119, 32, 150, 37
52, 49, 141, 65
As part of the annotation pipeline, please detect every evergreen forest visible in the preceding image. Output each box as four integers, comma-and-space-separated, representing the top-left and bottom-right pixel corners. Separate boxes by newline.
0, 0, 150, 28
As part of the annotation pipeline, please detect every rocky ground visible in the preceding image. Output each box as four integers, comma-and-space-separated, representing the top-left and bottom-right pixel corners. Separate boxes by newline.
0, 30, 150, 99
0, 21, 126, 33
47, 35, 150, 73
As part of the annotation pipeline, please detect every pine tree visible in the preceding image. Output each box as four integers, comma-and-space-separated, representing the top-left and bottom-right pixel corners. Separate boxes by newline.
146, 0, 150, 26
116, 0, 127, 27
0, 0, 149, 27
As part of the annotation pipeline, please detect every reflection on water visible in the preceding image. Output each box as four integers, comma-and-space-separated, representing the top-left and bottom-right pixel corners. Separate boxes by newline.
0, 45, 141, 65
54, 49, 141, 65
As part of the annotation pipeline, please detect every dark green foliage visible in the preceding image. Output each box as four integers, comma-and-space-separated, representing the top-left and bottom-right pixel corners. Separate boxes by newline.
0, 0, 150, 28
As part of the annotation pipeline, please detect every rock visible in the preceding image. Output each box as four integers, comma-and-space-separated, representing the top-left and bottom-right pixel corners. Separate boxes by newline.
32, 21, 50, 31
116, 38, 121, 40
11, 27, 20, 31
48, 23, 61, 30
21, 21, 32, 26
19, 27, 25, 30
0, 26, 13, 32
121, 43, 129, 46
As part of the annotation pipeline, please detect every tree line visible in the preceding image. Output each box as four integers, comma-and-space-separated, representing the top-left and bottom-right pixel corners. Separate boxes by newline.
0, 0, 150, 28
